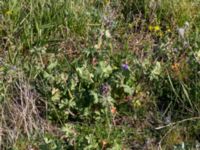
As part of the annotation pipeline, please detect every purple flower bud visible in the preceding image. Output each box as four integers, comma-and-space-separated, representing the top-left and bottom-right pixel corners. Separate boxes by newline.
121, 64, 129, 70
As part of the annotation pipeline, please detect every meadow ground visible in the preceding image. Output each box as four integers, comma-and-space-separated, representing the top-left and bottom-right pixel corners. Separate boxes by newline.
0, 0, 200, 149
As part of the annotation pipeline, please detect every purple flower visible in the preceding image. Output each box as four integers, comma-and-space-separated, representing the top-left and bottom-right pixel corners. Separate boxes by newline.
100, 83, 110, 96
121, 64, 129, 70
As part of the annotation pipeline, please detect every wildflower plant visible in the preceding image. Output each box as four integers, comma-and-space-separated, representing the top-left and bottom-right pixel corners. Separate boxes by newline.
1, 0, 200, 149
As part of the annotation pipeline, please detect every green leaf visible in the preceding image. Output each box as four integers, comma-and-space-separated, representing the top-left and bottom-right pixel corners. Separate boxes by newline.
96, 61, 113, 78
47, 61, 58, 71
51, 88, 61, 102
121, 84, 134, 95
90, 91, 99, 104
43, 71, 54, 80
76, 66, 94, 83
150, 61, 162, 80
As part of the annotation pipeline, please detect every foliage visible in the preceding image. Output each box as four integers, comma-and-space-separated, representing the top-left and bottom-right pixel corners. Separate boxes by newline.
0, 0, 200, 149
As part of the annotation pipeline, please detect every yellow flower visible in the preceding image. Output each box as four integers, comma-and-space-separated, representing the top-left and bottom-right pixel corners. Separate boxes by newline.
154, 25, 160, 31
167, 28, 171, 32
148, 25, 153, 31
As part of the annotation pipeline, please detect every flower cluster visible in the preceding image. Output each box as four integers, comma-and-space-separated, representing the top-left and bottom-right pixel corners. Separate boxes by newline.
100, 83, 110, 96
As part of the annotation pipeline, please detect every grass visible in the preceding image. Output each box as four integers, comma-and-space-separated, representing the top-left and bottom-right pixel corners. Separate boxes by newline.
0, 0, 200, 149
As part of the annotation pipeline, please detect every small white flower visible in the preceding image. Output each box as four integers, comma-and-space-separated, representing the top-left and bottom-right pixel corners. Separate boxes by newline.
178, 27, 185, 39
184, 21, 189, 28
196, 140, 200, 149
177, 21, 189, 39
165, 115, 171, 124
105, 30, 111, 38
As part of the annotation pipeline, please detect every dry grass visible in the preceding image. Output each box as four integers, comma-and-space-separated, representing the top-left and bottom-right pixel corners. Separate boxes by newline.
0, 73, 46, 148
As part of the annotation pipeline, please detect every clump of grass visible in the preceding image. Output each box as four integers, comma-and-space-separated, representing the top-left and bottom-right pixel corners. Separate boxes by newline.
0, 72, 47, 149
